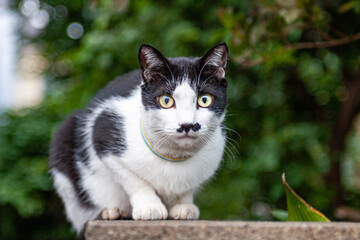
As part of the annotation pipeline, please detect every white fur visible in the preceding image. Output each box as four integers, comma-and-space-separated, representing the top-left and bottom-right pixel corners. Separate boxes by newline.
51, 169, 101, 232
54, 81, 225, 233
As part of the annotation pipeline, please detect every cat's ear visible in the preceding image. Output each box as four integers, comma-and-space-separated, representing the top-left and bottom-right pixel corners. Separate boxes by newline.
138, 44, 170, 82
200, 42, 229, 79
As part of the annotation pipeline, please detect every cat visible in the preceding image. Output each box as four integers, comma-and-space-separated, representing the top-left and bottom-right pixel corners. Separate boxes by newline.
49, 42, 229, 235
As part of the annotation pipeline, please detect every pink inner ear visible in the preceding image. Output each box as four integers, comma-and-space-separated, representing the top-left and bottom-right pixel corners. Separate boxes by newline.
200, 44, 228, 73
143, 69, 152, 80
217, 68, 225, 78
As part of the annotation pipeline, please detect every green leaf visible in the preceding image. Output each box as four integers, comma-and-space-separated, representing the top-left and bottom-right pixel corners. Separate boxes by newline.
271, 209, 288, 221
282, 173, 330, 222
339, 1, 360, 13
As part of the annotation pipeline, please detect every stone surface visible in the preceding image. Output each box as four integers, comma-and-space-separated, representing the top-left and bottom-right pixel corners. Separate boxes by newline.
84, 220, 360, 240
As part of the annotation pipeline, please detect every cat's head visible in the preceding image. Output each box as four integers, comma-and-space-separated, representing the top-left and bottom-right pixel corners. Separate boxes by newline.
138, 43, 228, 157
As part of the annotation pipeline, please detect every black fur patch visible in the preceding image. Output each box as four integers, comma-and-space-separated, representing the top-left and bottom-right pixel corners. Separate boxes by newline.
49, 111, 95, 208
92, 110, 126, 158
89, 70, 142, 107
74, 109, 92, 166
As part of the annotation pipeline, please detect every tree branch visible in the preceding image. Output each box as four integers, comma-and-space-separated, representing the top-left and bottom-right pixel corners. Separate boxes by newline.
289, 31, 360, 50
233, 31, 360, 68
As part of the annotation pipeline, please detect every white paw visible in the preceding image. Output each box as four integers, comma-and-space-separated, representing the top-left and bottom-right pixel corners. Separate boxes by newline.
132, 202, 168, 220
169, 204, 200, 220
101, 207, 131, 220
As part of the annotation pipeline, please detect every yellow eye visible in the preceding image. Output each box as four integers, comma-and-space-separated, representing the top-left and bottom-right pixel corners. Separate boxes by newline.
158, 95, 175, 108
198, 94, 213, 108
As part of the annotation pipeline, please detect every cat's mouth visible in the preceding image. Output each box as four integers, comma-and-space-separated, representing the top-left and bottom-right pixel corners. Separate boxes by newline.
176, 132, 199, 141
177, 134, 197, 140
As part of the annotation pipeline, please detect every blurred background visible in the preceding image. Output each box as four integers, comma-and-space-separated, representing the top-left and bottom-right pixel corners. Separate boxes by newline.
1, 0, 360, 238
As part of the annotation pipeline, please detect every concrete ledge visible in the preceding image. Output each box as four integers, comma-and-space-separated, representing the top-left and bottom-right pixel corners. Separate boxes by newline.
85, 220, 360, 240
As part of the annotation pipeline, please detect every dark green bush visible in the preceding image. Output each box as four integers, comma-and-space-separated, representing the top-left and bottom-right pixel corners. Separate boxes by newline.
2, 0, 360, 238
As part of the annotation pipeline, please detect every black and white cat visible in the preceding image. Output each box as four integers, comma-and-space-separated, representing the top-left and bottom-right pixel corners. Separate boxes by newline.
49, 43, 229, 234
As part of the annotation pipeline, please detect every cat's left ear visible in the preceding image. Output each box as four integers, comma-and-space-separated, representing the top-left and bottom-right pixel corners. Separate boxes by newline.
138, 44, 170, 82
200, 42, 229, 79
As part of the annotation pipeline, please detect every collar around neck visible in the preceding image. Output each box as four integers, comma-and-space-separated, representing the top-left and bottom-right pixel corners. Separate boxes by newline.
140, 121, 191, 162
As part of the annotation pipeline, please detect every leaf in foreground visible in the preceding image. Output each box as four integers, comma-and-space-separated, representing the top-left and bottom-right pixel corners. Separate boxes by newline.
271, 209, 288, 221
282, 173, 330, 222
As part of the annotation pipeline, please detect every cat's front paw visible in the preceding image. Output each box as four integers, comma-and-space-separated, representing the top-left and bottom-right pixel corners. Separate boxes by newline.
132, 203, 168, 220
169, 204, 200, 220
101, 207, 131, 220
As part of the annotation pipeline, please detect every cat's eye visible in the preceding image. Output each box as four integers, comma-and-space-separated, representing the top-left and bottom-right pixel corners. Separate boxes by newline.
197, 94, 213, 108
158, 95, 175, 109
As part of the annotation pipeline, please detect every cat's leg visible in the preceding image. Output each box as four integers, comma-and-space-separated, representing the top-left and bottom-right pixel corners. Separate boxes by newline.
169, 189, 200, 220
103, 156, 168, 220
130, 187, 168, 220
81, 163, 132, 220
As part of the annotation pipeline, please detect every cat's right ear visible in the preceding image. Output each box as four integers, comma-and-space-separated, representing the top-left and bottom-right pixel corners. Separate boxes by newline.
200, 42, 229, 79
138, 44, 170, 82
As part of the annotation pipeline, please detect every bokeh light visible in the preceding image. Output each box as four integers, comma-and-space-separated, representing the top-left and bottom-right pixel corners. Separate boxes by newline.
20, 0, 50, 30
55, 5, 67, 20
20, 0, 39, 17
28, 9, 49, 29
67, 22, 84, 39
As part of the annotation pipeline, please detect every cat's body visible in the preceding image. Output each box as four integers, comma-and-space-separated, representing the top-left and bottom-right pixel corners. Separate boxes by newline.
49, 43, 229, 235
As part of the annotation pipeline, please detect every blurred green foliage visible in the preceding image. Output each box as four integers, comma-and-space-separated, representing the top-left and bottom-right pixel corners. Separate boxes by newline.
2, 0, 360, 238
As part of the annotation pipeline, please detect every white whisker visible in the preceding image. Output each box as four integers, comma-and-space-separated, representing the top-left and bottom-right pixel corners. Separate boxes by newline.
156, 73, 171, 85
223, 126, 241, 139
200, 75, 216, 88
163, 59, 175, 82
197, 60, 211, 86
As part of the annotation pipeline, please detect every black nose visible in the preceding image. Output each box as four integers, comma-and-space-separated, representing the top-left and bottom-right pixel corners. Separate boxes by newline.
177, 123, 201, 133
179, 124, 193, 133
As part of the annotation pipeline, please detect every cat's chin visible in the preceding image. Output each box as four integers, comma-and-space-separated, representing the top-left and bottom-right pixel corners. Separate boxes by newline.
174, 135, 200, 149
